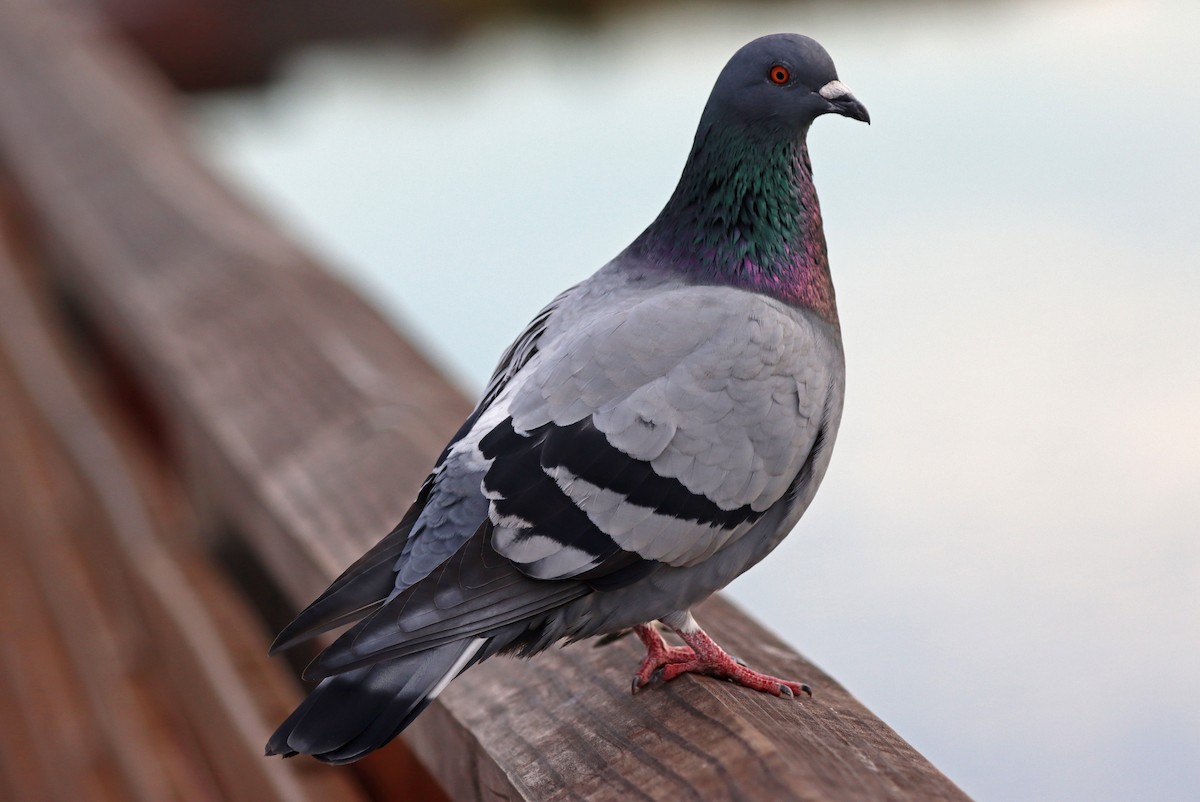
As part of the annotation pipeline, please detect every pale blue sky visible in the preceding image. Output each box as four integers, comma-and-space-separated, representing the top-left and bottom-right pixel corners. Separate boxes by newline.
193, 1, 1200, 798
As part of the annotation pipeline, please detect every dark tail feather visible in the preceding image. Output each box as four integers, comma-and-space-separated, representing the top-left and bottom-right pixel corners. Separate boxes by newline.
266, 637, 486, 764
270, 485, 433, 655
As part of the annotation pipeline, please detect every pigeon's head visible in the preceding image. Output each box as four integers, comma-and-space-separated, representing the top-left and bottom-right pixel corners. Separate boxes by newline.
703, 34, 869, 133
634, 32, 865, 315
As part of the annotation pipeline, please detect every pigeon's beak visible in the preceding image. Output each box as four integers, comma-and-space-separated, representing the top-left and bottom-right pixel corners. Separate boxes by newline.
818, 80, 870, 125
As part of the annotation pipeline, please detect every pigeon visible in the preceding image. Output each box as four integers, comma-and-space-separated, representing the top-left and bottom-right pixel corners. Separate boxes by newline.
266, 32, 868, 764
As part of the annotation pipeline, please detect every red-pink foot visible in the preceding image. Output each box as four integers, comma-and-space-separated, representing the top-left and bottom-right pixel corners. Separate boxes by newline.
636, 614, 811, 699
630, 623, 695, 693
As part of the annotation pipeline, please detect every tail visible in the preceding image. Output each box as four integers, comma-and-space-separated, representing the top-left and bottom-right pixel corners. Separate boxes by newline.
267, 520, 586, 762
265, 637, 486, 764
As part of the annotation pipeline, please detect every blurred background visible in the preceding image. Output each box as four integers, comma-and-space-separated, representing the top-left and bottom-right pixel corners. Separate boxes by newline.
15, 0, 1199, 799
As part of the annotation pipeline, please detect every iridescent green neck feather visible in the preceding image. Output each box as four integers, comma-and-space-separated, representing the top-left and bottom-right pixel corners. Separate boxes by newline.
630, 121, 838, 326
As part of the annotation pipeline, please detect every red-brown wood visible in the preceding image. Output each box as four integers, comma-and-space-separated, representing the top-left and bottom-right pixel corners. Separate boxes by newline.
0, 205, 369, 801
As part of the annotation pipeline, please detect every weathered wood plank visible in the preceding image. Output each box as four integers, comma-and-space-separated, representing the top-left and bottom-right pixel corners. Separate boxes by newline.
415, 593, 966, 802
0, 0, 971, 799
0, 217, 370, 800
0, 315, 224, 802
0, 517, 128, 802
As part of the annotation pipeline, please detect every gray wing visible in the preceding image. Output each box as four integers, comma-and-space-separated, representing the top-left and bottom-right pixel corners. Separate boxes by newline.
478, 288, 572, 410
304, 523, 587, 679
270, 477, 433, 653
481, 285, 841, 581
271, 289, 577, 652
389, 288, 577, 594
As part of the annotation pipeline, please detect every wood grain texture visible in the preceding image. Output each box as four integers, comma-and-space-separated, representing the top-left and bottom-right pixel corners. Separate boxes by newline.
0, 211, 367, 800
0, 0, 971, 799
0, 515, 129, 802
0, 303, 223, 802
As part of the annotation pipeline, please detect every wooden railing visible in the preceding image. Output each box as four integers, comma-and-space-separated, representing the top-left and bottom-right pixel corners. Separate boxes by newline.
0, 1, 970, 799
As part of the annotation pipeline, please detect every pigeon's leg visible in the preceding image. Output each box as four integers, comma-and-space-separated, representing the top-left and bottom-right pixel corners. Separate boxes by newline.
653, 610, 812, 698
630, 623, 695, 692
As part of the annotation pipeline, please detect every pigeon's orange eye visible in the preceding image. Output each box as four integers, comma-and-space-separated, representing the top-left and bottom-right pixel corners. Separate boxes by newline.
769, 65, 790, 85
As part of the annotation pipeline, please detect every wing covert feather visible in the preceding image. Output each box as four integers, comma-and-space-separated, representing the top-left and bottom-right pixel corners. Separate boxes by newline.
485, 286, 839, 574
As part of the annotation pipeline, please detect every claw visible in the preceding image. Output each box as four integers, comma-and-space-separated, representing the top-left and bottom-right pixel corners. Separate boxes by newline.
629, 619, 812, 701
630, 618, 811, 701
